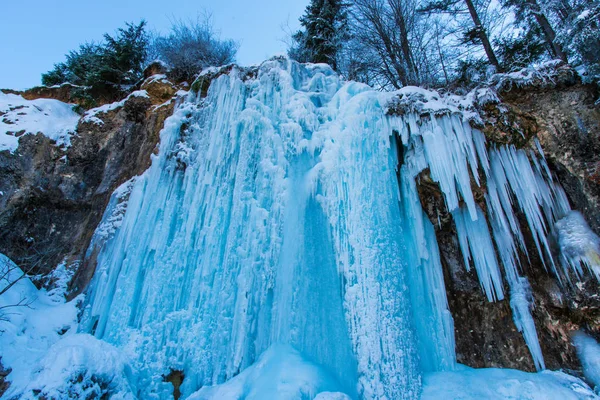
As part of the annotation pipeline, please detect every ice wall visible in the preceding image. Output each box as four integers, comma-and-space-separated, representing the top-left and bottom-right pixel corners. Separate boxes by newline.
83, 58, 594, 399
84, 60, 421, 399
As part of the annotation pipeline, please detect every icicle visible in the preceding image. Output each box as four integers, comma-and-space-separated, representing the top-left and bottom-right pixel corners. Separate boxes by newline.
398, 145, 456, 372
453, 206, 505, 302
420, 116, 479, 220
490, 146, 566, 276
509, 277, 546, 370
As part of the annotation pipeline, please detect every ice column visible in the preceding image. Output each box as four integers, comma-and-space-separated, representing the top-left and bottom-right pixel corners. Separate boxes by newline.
83, 60, 422, 399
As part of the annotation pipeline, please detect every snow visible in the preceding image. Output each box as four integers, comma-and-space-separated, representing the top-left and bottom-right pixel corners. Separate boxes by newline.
90, 177, 137, 243
577, 10, 591, 20
0, 254, 78, 397
573, 331, 600, 390
82, 90, 149, 125
555, 211, 600, 280
187, 345, 348, 400
0, 92, 80, 153
0, 253, 136, 399
423, 366, 598, 400
489, 60, 567, 92
21, 334, 135, 400
145, 74, 170, 84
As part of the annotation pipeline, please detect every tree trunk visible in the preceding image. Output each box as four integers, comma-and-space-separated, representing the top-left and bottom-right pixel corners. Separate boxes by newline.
526, 0, 568, 63
464, 0, 503, 72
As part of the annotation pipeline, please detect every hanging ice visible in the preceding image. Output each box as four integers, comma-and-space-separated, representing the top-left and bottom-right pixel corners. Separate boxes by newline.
80, 58, 597, 399
555, 211, 600, 280
84, 60, 421, 399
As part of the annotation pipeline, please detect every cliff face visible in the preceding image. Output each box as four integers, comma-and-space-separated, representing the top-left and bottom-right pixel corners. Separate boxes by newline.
417, 70, 600, 376
0, 61, 599, 396
0, 73, 179, 296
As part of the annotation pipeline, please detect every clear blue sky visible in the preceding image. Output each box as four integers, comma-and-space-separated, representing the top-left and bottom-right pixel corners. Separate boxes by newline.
0, 0, 307, 90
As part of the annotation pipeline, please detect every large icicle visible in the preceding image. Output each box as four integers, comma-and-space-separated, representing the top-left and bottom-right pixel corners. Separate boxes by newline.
509, 277, 545, 370
453, 206, 505, 302
397, 133, 456, 373
486, 188, 546, 371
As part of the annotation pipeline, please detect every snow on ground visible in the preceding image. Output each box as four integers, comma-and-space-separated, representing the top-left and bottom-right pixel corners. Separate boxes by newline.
0, 253, 134, 399
0, 92, 80, 153
19, 334, 135, 400
185, 347, 597, 400
422, 365, 598, 400
186, 344, 351, 400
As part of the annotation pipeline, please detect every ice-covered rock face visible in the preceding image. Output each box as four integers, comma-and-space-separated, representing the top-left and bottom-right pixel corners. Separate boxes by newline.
81, 58, 598, 399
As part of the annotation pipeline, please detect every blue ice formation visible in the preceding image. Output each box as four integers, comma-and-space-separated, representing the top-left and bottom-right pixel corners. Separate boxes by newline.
81, 58, 583, 399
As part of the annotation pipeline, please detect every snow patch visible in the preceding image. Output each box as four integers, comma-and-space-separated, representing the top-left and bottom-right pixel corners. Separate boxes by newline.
556, 211, 600, 280
82, 90, 149, 125
423, 366, 598, 400
0, 254, 81, 398
186, 345, 348, 400
489, 60, 567, 92
0, 92, 79, 153
21, 334, 135, 400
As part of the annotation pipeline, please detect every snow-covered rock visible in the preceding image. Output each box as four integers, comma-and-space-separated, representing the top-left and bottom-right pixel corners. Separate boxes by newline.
0, 92, 79, 152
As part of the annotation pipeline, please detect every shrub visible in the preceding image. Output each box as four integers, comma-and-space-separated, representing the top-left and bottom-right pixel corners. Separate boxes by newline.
151, 15, 238, 82
41, 21, 149, 105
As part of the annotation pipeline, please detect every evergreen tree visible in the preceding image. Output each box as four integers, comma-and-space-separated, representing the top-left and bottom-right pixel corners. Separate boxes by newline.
101, 21, 149, 86
494, 24, 547, 70
553, 0, 600, 81
290, 0, 349, 70
502, 0, 568, 62
42, 21, 148, 104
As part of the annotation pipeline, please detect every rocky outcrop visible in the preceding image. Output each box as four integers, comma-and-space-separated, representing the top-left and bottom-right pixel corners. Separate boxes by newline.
500, 81, 600, 235
1, 84, 87, 107
498, 77, 600, 372
415, 71, 600, 380
0, 74, 182, 297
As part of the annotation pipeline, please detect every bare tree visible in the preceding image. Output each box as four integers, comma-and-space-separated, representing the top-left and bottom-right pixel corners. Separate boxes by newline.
350, 0, 423, 88
419, 0, 503, 71
0, 258, 35, 324
464, 0, 503, 70
151, 13, 239, 82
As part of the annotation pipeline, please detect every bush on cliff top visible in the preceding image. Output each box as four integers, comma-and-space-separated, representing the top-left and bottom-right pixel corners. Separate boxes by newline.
42, 21, 149, 105
150, 14, 238, 82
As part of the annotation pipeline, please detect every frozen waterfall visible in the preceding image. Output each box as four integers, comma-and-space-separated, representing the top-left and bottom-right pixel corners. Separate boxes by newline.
81, 58, 588, 399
